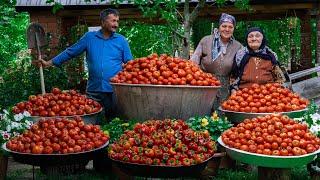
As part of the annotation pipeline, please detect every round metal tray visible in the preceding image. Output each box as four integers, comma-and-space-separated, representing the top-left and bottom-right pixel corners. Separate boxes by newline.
2, 141, 109, 166
27, 108, 103, 124
217, 137, 319, 168
218, 107, 307, 124
110, 154, 216, 178
111, 83, 221, 121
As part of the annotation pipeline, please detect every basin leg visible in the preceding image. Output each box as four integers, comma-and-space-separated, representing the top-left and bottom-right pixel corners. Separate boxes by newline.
258, 167, 290, 180
112, 163, 134, 180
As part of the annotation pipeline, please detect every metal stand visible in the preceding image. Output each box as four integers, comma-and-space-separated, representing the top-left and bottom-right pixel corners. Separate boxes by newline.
32, 165, 35, 180
258, 167, 290, 180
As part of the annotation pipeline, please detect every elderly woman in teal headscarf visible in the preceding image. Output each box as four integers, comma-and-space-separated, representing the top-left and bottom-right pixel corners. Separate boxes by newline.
190, 13, 242, 110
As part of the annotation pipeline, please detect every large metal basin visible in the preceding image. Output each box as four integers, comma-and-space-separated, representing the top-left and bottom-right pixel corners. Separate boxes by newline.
218, 107, 307, 124
218, 137, 319, 168
111, 83, 220, 121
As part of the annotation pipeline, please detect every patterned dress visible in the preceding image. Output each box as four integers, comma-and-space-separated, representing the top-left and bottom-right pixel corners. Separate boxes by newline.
190, 30, 242, 111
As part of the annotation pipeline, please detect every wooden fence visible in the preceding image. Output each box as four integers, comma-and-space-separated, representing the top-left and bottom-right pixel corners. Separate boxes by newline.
290, 66, 320, 104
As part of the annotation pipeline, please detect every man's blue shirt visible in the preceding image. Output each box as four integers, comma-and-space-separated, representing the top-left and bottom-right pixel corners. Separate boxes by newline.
52, 30, 133, 92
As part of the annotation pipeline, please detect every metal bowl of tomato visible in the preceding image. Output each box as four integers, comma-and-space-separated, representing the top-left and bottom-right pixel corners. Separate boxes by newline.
217, 137, 319, 168
218, 107, 307, 124
110, 154, 218, 178
2, 141, 109, 167
27, 108, 103, 124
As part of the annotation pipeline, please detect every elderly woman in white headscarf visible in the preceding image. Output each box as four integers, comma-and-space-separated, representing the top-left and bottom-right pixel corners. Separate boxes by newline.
190, 13, 242, 110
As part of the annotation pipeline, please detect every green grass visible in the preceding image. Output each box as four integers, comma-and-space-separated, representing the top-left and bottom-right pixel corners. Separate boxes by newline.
6, 165, 313, 180
7, 168, 117, 180
214, 169, 257, 180
6, 169, 31, 180
290, 165, 311, 180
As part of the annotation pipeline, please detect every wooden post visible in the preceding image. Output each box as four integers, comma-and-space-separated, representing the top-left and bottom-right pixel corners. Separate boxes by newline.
258, 167, 290, 180
0, 155, 8, 180
299, 10, 313, 71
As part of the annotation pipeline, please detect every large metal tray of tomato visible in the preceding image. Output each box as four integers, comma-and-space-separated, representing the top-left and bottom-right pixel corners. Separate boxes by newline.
2, 141, 108, 166
218, 107, 307, 124
218, 137, 319, 168
110, 154, 215, 178
28, 108, 103, 125
219, 83, 309, 123
13, 88, 103, 124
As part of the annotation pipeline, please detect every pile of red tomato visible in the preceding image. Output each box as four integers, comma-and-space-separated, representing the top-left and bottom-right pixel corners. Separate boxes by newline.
12, 88, 102, 117
221, 114, 320, 156
109, 119, 216, 166
222, 83, 309, 113
6, 117, 109, 154
111, 53, 221, 86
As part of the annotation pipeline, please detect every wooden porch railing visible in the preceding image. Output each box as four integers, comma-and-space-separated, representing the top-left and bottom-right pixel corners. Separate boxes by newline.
289, 66, 320, 104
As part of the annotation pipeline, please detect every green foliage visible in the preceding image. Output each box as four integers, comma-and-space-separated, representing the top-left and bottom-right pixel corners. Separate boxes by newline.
118, 21, 175, 57
0, 51, 73, 109
0, 2, 29, 73
186, 113, 233, 141
234, 18, 302, 66
46, 0, 64, 14
191, 19, 212, 50
52, 2, 63, 14
6, 163, 312, 179
0, 108, 33, 154
101, 117, 137, 143
294, 101, 320, 137
290, 166, 312, 180
311, 19, 317, 65
59, 24, 88, 91
0, 3, 89, 110
192, 18, 305, 67
1, 0, 318, 111
215, 169, 257, 180
47, 0, 247, 58
234, 0, 251, 11
215, 166, 309, 180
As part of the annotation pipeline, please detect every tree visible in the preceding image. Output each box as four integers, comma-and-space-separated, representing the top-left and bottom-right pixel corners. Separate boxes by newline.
117, 0, 250, 59
49, 0, 249, 59
0, 0, 29, 72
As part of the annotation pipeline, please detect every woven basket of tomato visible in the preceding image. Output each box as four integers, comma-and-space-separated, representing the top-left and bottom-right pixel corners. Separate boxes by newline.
218, 114, 320, 168
12, 88, 102, 124
219, 83, 309, 123
108, 119, 217, 178
3, 116, 109, 167
110, 53, 221, 121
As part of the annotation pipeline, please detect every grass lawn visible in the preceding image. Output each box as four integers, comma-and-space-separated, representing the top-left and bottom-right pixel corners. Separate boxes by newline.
6, 165, 312, 180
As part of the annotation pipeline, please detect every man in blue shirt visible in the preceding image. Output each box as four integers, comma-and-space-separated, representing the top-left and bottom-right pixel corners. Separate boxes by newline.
36, 8, 133, 119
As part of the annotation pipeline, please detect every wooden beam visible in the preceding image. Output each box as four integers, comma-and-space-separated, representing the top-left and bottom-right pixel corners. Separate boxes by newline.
292, 76, 320, 99
202, 3, 314, 15
57, 8, 142, 17
289, 66, 320, 80
55, 3, 315, 17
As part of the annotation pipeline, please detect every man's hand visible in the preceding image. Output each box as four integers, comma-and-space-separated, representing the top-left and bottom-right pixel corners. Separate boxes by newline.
32, 59, 53, 68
